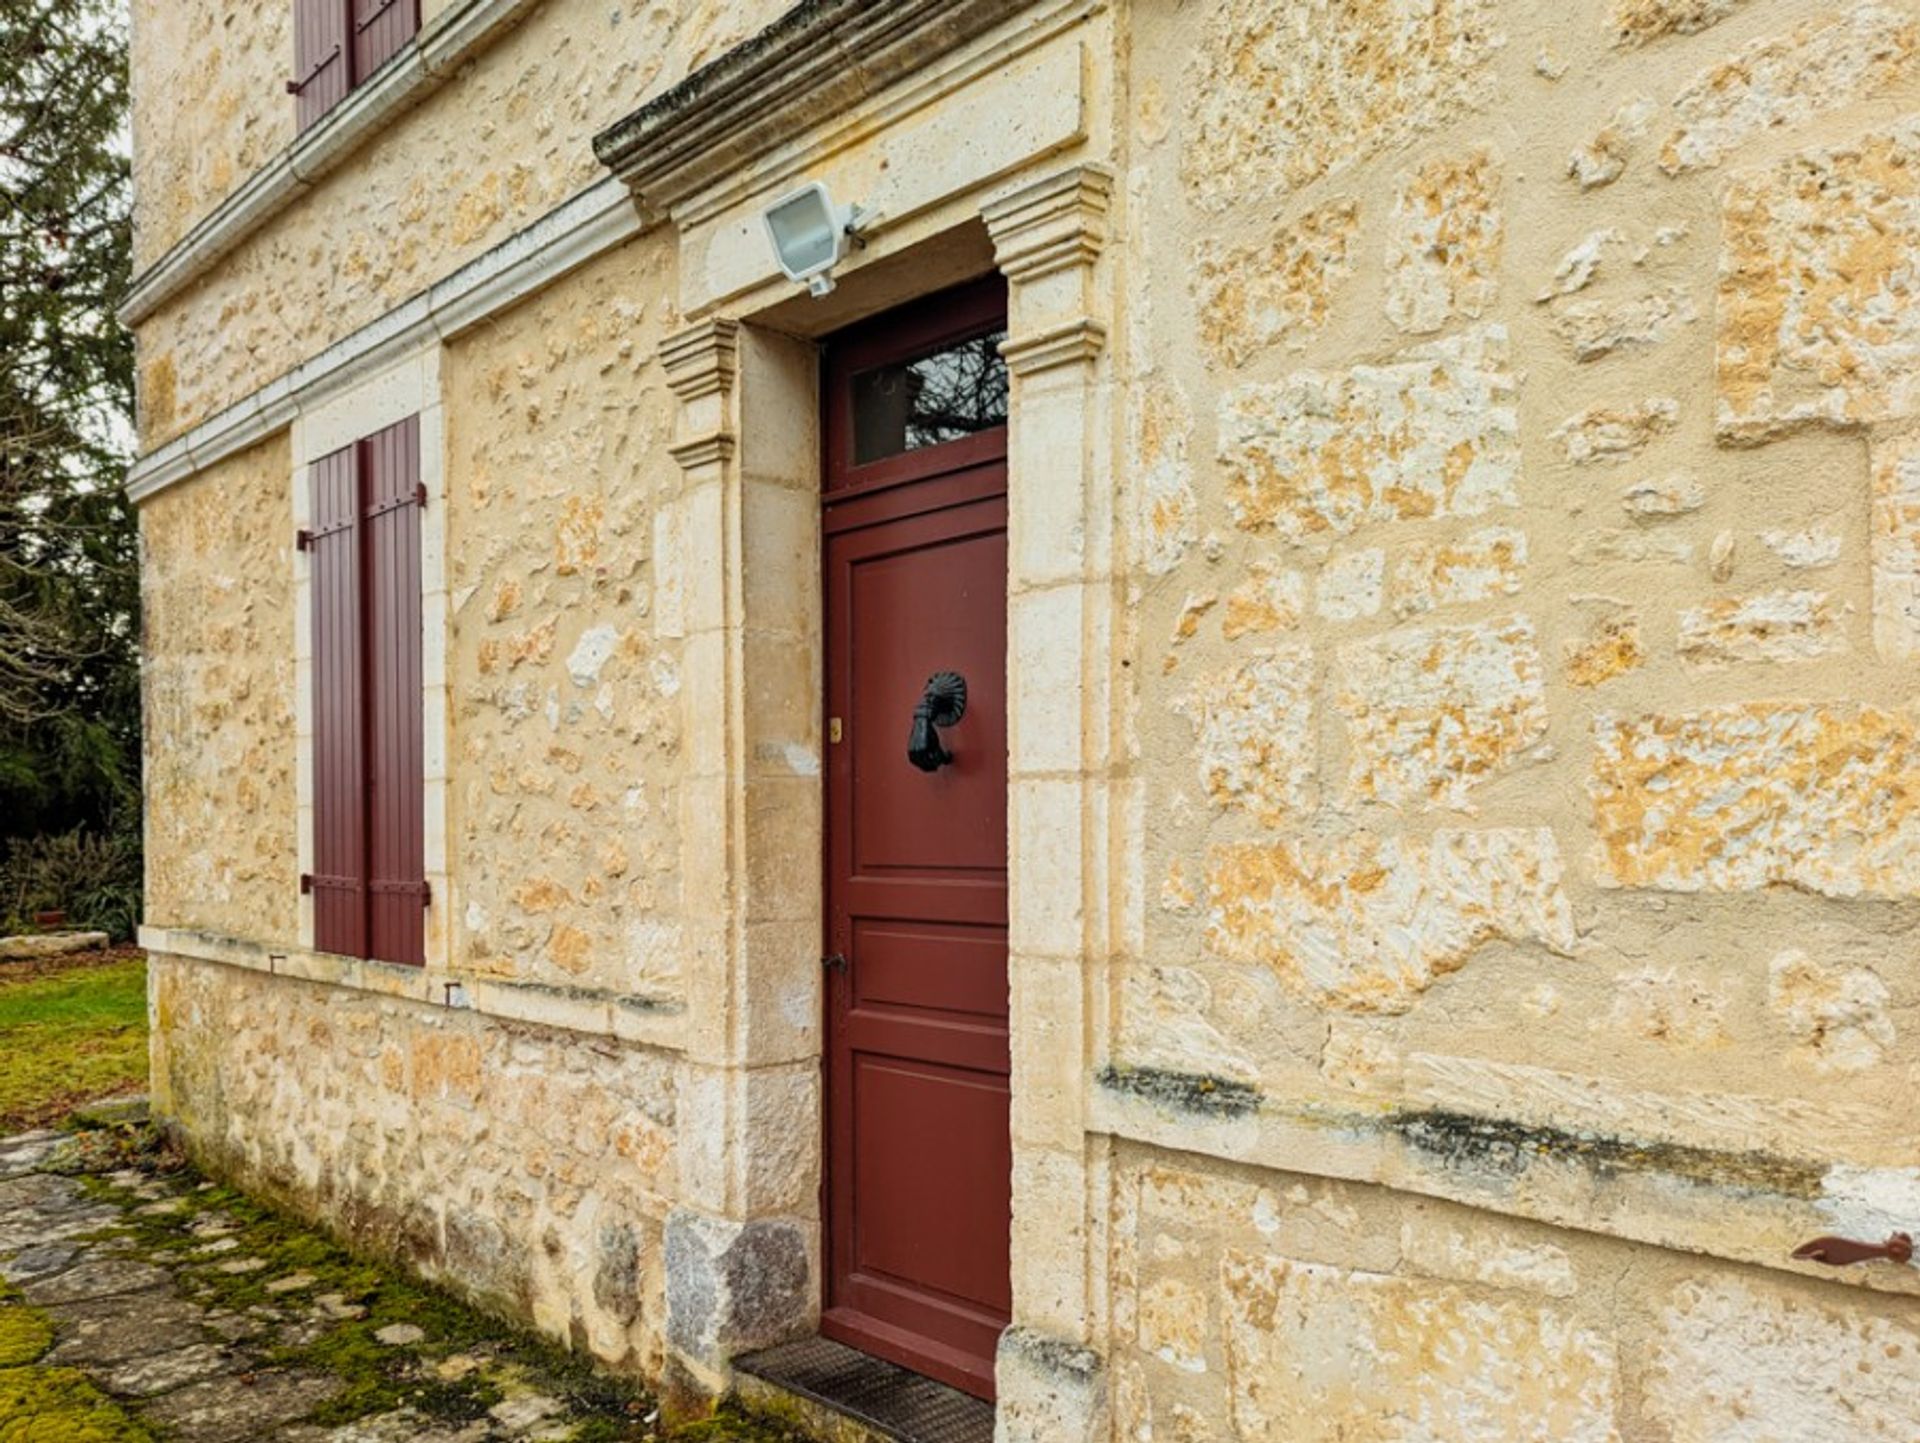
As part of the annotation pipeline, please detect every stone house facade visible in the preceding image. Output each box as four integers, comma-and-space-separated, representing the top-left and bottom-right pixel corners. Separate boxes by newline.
129, 0, 1920, 1437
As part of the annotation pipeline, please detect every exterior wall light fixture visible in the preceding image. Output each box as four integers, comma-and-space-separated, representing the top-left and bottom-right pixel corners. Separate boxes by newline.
762, 181, 878, 297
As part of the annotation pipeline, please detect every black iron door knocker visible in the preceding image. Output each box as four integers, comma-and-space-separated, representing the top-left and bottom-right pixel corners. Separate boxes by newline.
906, 671, 968, 772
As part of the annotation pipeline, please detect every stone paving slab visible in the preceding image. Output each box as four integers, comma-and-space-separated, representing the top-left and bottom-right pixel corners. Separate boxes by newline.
0, 1122, 813, 1442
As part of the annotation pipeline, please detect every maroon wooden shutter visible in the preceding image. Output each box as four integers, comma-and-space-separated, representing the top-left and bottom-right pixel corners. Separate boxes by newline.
291, 0, 352, 130
352, 0, 420, 86
362, 416, 426, 967
308, 442, 367, 957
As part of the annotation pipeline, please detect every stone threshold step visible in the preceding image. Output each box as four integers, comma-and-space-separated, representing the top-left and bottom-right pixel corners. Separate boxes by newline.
733, 1336, 993, 1443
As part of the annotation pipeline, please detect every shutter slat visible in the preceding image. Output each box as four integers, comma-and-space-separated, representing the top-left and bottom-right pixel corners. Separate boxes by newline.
352, 0, 420, 88
292, 0, 352, 130
363, 415, 426, 967
309, 443, 366, 957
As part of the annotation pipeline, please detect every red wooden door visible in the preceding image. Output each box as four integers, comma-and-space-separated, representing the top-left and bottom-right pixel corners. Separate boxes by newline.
822, 279, 1011, 1401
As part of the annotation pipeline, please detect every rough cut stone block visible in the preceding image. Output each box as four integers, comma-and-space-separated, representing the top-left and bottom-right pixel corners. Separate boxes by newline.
1175, 647, 1317, 825
1553, 398, 1678, 464
1220, 1250, 1619, 1442
1719, 119, 1920, 440
0, 932, 109, 961
1676, 590, 1847, 668
1387, 526, 1527, 619
1660, 5, 1919, 176
1194, 199, 1360, 367
1592, 702, 1920, 898
662, 1210, 809, 1364
1384, 148, 1502, 334
1205, 828, 1575, 1014
1549, 286, 1695, 361
1221, 328, 1520, 545
1184, 0, 1499, 212
1644, 1276, 1920, 1442
1335, 616, 1547, 810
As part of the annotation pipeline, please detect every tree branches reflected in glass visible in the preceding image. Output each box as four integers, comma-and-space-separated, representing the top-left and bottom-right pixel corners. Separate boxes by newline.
851, 329, 1008, 465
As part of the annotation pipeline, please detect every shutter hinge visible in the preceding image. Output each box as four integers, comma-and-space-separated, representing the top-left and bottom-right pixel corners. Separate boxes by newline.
421, 879, 433, 909
300, 873, 314, 895
296, 528, 313, 552
415, 482, 429, 510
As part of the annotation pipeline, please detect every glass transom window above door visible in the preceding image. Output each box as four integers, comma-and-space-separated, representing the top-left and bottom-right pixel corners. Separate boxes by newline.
850, 328, 1008, 466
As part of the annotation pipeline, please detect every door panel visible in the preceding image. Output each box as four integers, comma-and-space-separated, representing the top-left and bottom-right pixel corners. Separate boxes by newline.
822, 278, 1010, 1403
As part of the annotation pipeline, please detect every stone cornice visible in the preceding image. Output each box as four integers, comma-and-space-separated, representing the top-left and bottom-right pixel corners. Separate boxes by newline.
119, 0, 541, 328
590, 0, 1031, 221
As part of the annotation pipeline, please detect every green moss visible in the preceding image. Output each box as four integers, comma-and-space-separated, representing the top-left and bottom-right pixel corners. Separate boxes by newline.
0, 1307, 53, 1367
669, 1403, 816, 1442
0, 957, 147, 1132
0, 1366, 157, 1442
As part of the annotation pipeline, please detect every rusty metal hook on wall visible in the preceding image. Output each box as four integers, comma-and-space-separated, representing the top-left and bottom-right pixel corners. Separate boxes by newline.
1791, 1231, 1914, 1267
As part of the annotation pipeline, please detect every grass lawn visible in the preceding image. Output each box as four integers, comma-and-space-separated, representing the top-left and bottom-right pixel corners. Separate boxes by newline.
0, 951, 147, 1133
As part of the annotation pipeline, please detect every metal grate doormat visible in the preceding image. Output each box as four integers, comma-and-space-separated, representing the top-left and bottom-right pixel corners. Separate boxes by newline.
734, 1336, 994, 1443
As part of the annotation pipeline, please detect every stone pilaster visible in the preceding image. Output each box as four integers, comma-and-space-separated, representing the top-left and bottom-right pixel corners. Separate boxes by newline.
984, 164, 1115, 1443
656, 317, 818, 1395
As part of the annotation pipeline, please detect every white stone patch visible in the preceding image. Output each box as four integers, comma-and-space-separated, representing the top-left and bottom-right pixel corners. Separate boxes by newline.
1175, 646, 1317, 824
1220, 327, 1520, 545
1314, 550, 1384, 621
1818, 1164, 1920, 1244
1553, 398, 1678, 464
1384, 147, 1503, 334
566, 625, 618, 688
1549, 286, 1696, 361
1645, 1276, 1920, 1442
1388, 525, 1527, 618
1677, 590, 1847, 668
1335, 616, 1548, 810
1119, 965, 1259, 1085
1568, 95, 1654, 189
1536, 229, 1617, 300
1399, 1214, 1578, 1298
1607, 967, 1729, 1046
1761, 526, 1842, 570
1621, 475, 1705, 518
649, 655, 680, 698
1769, 950, 1896, 1072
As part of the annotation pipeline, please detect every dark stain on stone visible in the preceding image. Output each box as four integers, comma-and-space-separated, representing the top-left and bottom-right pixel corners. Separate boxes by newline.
1096, 1065, 1261, 1119
1390, 1108, 1827, 1197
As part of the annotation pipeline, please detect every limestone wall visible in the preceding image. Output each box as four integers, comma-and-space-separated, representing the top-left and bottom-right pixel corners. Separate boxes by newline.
130, 0, 295, 269
140, 434, 299, 944
148, 954, 678, 1372
442, 232, 687, 1002
1108, 0, 1920, 1433
1110, 1149, 1920, 1443
133, 0, 785, 448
